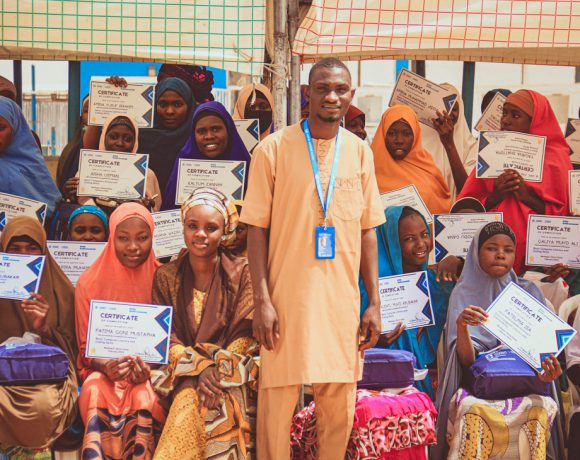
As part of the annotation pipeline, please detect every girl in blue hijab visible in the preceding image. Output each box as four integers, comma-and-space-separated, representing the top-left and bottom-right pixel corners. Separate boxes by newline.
361, 205, 455, 399
0, 96, 61, 216
162, 101, 252, 210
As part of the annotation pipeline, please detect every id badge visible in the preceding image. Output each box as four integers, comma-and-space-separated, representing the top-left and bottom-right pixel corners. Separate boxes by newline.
315, 226, 335, 260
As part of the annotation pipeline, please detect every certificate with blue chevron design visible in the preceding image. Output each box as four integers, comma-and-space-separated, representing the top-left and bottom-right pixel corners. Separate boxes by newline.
78, 150, 149, 200
378, 271, 433, 333
234, 119, 260, 153
89, 79, 155, 128
433, 212, 503, 262
86, 300, 173, 364
0, 253, 46, 300
476, 131, 546, 182
484, 282, 576, 371
0, 192, 47, 232
176, 159, 246, 205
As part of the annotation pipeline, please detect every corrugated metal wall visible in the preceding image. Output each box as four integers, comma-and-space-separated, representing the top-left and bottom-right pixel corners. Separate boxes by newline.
22, 94, 68, 156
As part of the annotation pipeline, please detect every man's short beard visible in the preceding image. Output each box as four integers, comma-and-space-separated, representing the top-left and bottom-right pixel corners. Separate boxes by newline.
316, 113, 341, 123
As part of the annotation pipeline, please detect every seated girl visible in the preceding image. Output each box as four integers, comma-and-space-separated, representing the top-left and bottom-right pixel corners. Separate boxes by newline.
0, 217, 78, 451
75, 203, 166, 459
67, 205, 108, 242
151, 188, 257, 459
434, 222, 564, 460
361, 206, 456, 400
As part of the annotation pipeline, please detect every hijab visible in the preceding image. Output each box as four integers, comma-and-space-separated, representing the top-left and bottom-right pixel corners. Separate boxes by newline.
371, 104, 452, 215
458, 89, 572, 274
0, 76, 17, 100
0, 96, 61, 216
68, 205, 109, 230
345, 104, 365, 126
57, 95, 88, 189
163, 101, 252, 210
421, 83, 478, 200
233, 83, 274, 140
359, 205, 454, 399
481, 88, 512, 113
0, 216, 76, 360
99, 114, 139, 153
138, 77, 195, 192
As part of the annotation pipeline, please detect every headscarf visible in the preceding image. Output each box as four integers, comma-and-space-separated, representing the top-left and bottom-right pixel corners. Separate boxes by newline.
371, 104, 452, 215
163, 101, 252, 210
0, 76, 17, 101
68, 204, 109, 229
75, 202, 161, 379
359, 206, 454, 399
450, 197, 486, 213
0, 96, 61, 216
505, 90, 535, 118
57, 95, 88, 189
180, 187, 239, 245
138, 77, 195, 192
0, 216, 77, 360
421, 83, 478, 200
458, 89, 572, 274
481, 88, 511, 112
98, 114, 139, 153
233, 83, 274, 140
158, 64, 215, 104
345, 104, 365, 126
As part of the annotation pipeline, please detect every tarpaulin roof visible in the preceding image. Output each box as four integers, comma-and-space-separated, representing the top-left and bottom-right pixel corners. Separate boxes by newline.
293, 0, 580, 66
0, 0, 267, 75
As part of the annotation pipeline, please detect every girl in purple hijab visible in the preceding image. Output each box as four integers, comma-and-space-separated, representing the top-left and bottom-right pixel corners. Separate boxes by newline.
162, 101, 252, 210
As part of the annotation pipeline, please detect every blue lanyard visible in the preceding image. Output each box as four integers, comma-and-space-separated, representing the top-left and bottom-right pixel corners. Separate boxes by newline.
304, 119, 342, 228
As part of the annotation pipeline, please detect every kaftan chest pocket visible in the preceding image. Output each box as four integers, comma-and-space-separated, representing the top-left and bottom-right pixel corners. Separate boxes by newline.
332, 176, 364, 222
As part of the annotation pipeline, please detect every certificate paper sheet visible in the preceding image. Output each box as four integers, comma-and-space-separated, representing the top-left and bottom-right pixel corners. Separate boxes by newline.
380, 185, 433, 224
0, 253, 45, 300
47, 241, 106, 286
89, 80, 155, 128
474, 92, 506, 132
234, 119, 260, 154
176, 159, 246, 205
565, 118, 580, 165
0, 193, 47, 231
378, 271, 434, 333
78, 150, 149, 200
484, 282, 576, 371
477, 131, 546, 182
86, 300, 173, 364
152, 210, 184, 259
526, 215, 580, 268
434, 213, 503, 262
570, 170, 580, 216
389, 68, 458, 126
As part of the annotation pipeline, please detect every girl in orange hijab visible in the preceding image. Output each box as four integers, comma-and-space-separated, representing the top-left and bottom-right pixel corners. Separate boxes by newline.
75, 202, 165, 459
371, 104, 452, 216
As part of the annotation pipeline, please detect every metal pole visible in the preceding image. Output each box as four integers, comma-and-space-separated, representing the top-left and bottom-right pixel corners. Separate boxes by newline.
287, 0, 300, 125
411, 60, 426, 77
31, 64, 37, 133
272, 0, 288, 130
68, 61, 81, 141
12, 60, 22, 107
461, 61, 476, 130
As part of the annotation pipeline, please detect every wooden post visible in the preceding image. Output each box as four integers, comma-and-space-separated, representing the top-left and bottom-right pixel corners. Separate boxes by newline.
287, 0, 301, 125
12, 60, 22, 107
272, 0, 288, 130
68, 61, 81, 141
461, 61, 476, 130
411, 60, 426, 77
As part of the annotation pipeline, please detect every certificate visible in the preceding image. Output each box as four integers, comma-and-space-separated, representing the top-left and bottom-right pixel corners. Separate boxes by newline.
152, 210, 184, 259
175, 159, 246, 205
234, 119, 260, 154
78, 149, 149, 200
89, 80, 155, 128
477, 131, 546, 182
0, 192, 47, 231
47, 241, 106, 286
86, 300, 173, 364
484, 282, 576, 371
474, 92, 506, 132
389, 68, 458, 126
433, 212, 503, 262
380, 185, 432, 224
570, 170, 580, 216
0, 253, 45, 300
526, 215, 580, 268
379, 271, 434, 333
565, 118, 580, 165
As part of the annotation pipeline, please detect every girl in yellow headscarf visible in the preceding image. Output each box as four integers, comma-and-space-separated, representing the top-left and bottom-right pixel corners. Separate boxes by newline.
371, 104, 452, 216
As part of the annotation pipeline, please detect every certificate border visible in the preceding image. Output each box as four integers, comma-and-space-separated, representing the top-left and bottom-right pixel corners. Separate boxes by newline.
570, 170, 580, 215
88, 80, 156, 128
46, 241, 106, 285
175, 158, 247, 205
525, 214, 580, 269
484, 281, 576, 371
0, 192, 47, 225
77, 149, 149, 200
476, 131, 546, 183
380, 184, 433, 224
378, 270, 434, 333
151, 210, 185, 259
85, 299, 173, 364
0, 253, 46, 301
474, 92, 506, 132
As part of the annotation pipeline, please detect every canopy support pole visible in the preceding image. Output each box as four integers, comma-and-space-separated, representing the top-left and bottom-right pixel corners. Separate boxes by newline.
272, 0, 288, 130
288, 0, 301, 125
411, 60, 426, 77
68, 61, 81, 141
462, 61, 476, 129
13, 60, 22, 107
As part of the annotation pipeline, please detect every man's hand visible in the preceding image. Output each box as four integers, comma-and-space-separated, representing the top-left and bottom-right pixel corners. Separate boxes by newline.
252, 300, 279, 351
359, 305, 381, 351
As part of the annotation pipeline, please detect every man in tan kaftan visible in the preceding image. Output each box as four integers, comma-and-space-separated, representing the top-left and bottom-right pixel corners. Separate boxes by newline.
240, 58, 385, 459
